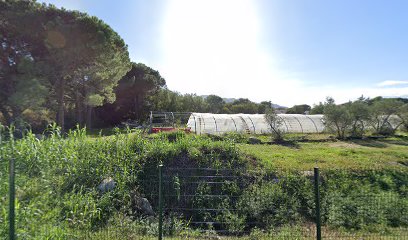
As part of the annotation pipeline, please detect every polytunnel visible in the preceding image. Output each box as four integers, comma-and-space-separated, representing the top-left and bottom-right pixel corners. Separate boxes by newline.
186, 113, 325, 135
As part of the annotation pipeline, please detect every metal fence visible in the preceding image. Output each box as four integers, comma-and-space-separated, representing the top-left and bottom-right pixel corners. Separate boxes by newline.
131, 165, 408, 239
5, 160, 408, 239
144, 165, 318, 239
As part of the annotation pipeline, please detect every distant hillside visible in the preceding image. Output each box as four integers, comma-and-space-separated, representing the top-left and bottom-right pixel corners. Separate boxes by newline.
382, 96, 408, 103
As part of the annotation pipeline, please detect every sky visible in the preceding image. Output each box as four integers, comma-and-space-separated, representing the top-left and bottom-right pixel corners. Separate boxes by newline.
39, 0, 408, 107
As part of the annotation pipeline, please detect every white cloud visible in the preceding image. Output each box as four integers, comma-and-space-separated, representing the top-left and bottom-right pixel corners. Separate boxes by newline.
377, 80, 408, 87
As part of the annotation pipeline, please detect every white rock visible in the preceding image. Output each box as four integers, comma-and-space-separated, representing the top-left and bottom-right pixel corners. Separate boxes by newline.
97, 177, 116, 193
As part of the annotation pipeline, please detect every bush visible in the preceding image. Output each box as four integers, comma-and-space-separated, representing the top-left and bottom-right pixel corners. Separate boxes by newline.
222, 132, 248, 143
0, 126, 407, 238
264, 108, 286, 142
324, 101, 352, 139
368, 99, 405, 135
238, 181, 302, 227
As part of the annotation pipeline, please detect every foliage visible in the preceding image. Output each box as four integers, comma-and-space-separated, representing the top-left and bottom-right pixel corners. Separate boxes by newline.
0, 127, 407, 238
323, 98, 352, 139
239, 135, 408, 171
96, 63, 166, 126
323, 96, 405, 139
222, 132, 249, 143
238, 181, 303, 227
347, 98, 370, 138
0, 0, 131, 131
310, 102, 325, 114
264, 107, 285, 142
205, 95, 225, 113
286, 104, 311, 114
368, 99, 405, 135
225, 98, 260, 114
321, 171, 408, 230
0, 126, 246, 238
0, 1, 51, 127
398, 104, 408, 131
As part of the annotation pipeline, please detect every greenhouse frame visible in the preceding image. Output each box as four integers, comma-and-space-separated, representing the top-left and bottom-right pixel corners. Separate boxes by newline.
186, 113, 325, 135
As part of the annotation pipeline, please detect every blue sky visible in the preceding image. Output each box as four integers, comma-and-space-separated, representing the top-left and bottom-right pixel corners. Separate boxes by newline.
39, 0, 408, 106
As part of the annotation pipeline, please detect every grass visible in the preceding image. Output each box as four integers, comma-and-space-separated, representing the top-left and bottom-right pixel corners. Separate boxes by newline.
71, 225, 408, 239
1, 128, 407, 239
239, 135, 408, 171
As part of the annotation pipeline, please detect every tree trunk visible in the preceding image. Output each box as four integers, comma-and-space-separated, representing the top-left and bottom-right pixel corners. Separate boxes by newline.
0, 107, 12, 126
86, 105, 92, 129
134, 94, 140, 120
57, 78, 65, 132
75, 91, 83, 126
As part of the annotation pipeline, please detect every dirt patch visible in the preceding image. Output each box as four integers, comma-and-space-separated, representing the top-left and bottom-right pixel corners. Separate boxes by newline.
328, 142, 362, 149
389, 161, 408, 168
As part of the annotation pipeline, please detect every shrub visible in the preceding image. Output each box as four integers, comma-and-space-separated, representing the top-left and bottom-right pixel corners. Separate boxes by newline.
323, 101, 352, 139
223, 132, 248, 143
238, 181, 302, 227
264, 108, 285, 142
368, 99, 405, 135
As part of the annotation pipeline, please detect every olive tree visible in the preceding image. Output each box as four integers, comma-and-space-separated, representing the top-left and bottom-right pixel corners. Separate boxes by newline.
264, 107, 285, 142
396, 103, 408, 132
347, 100, 370, 138
368, 99, 404, 135
323, 98, 352, 139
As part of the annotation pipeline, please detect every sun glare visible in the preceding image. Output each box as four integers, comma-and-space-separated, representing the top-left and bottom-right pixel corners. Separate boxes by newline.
160, 0, 285, 99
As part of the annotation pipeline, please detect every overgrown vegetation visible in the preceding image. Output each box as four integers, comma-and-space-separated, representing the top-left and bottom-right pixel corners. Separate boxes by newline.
264, 107, 286, 142
0, 127, 407, 239
323, 97, 408, 139
239, 134, 408, 170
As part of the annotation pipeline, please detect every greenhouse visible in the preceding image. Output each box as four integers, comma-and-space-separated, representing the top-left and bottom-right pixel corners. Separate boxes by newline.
186, 113, 325, 135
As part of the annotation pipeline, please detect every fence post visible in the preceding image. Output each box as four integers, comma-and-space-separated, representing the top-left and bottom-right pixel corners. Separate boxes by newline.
158, 164, 163, 240
314, 167, 321, 240
9, 158, 15, 240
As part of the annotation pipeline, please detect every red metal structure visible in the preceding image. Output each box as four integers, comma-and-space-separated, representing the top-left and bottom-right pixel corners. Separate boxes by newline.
149, 112, 192, 133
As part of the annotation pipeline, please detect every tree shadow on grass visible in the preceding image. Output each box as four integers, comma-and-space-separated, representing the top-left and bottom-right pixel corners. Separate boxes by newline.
270, 140, 301, 149
395, 134, 408, 140
381, 139, 408, 146
350, 139, 388, 148
397, 161, 408, 167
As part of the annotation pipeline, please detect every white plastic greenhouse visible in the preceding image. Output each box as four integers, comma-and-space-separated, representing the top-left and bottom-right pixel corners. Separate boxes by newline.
186, 113, 325, 135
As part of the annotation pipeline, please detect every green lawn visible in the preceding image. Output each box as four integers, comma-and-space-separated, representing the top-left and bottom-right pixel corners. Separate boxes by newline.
81, 226, 408, 240
239, 135, 408, 171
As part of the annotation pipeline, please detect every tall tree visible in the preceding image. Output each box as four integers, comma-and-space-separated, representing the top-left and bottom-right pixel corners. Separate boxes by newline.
347, 99, 370, 137
205, 95, 225, 113
397, 104, 408, 131
258, 101, 272, 114
264, 106, 285, 142
323, 98, 352, 139
43, 9, 130, 130
96, 63, 166, 125
1, 1, 131, 131
225, 98, 258, 114
286, 104, 311, 114
180, 94, 207, 112
368, 99, 404, 135
0, 0, 50, 126
310, 102, 325, 114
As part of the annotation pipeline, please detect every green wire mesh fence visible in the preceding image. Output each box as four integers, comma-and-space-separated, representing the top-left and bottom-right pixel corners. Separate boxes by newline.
5, 161, 408, 239
145, 166, 407, 239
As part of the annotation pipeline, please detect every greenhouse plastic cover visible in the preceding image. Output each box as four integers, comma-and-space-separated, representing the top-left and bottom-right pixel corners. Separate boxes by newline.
187, 113, 325, 135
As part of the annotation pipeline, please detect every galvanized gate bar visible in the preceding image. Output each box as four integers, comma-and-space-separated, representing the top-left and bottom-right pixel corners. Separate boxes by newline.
314, 167, 322, 240
9, 157, 15, 240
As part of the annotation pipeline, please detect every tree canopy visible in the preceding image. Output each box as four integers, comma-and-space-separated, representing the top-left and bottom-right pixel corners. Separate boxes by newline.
0, 0, 131, 130
96, 63, 166, 125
